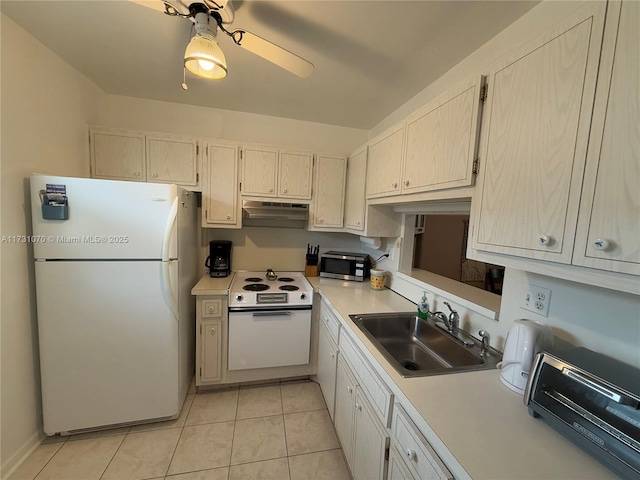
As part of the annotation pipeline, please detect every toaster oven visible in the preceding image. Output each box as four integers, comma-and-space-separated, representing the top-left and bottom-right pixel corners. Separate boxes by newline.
524, 348, 640, 479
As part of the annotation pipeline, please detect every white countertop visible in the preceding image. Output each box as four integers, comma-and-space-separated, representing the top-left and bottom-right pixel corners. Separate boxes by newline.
308, 277, 616, 480
191, 273, 235, 296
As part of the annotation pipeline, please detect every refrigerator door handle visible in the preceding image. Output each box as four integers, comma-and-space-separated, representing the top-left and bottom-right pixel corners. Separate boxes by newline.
162, 197, 179, 262
162, 197, 179, 320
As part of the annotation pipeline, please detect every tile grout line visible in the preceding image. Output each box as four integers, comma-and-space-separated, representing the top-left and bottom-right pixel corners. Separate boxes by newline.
96, 430, 127, 480
163, 388, 197, 478
280, 383, 293, 480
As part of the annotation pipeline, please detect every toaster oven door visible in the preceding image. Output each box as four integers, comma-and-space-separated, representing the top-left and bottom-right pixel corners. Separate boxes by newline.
528, 356, 640, 478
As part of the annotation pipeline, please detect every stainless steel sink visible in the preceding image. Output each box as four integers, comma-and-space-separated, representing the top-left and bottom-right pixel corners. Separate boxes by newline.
349, 312, 501, 377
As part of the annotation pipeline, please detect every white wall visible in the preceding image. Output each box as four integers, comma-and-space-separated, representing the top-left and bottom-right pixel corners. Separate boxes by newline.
0, 14, 107, 476
372, 0, 640, 367
103, 95, 367, 155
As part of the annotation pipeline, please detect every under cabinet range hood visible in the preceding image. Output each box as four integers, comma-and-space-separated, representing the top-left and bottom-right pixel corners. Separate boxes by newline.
242, 200, 309, 228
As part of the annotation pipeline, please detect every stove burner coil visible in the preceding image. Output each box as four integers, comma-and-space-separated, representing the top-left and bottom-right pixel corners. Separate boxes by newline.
243, 283, 270, 291
279, 285, 299, 291
278, 277, 295, 282
245, 277, 264, 283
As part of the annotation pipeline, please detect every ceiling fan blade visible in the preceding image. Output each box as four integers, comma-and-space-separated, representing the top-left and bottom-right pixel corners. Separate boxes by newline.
235, 31, 314, 78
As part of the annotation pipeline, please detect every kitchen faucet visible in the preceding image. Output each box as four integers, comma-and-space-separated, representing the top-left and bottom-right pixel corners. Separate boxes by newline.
443, 301, 460, 334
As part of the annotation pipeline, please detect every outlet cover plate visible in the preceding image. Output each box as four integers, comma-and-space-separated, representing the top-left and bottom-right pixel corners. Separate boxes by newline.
521, 284, 551, 317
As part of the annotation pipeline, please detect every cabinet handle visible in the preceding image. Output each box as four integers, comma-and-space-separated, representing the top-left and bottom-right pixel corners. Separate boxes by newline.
406, 449, 417, 462
323, 316, 328, 324
403, 180, 409, 187
208, 307, 214, 313
355, 403, 362, 411
133, 172, 140, 177
268, 187, 273, 193
329, 352, 335, 358
356, 220, 361, 226
346, 386, 352, 393
592, 238, 610, 251
538, 235, 552, 246
319, 219, 324, 223
282, 188, 288, 193
211, 327, 216, 334
391, 182, 398, 189
151, 173, 158, 178
226, 215, 231, 220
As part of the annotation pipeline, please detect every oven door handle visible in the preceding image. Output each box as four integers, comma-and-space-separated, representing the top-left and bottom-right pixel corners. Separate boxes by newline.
251, 312, 292, 317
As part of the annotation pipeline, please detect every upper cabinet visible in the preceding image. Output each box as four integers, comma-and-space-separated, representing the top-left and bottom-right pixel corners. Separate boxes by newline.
402, 76, 484, 194
344, 146, 368, 231
241, 146, 313, 200
366, 123, 405, 198
471, 2, 607, 264
202, 141, 241, 229
311, 154, 347, 229
573, 0, 640, 276
90, 129, 199, 188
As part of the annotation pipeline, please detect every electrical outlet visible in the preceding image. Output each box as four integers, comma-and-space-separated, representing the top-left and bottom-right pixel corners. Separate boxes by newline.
520, 284, 551, 317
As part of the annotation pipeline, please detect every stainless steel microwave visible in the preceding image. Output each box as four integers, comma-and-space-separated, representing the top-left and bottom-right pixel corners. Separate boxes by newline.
319, 251, 370, 282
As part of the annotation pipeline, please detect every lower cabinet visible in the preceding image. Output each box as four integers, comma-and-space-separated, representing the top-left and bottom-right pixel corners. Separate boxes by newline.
352, 386, 390, 480
195, 295, 227, 386
389, 446, 417, 480
316, 322, 339, 419
334, 354, 389, 480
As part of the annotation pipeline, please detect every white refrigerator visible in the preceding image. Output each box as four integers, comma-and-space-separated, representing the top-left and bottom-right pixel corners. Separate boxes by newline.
30, 174, 197, 435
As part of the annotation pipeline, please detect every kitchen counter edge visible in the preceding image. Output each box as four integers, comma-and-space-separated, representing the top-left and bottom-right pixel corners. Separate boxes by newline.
191, 273, 235, 296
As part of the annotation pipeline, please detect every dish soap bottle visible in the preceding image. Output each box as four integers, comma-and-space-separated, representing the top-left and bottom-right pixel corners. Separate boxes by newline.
417, 291, 429, 319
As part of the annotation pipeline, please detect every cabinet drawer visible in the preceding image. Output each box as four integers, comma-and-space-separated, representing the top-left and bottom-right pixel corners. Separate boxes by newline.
320, 303, 341, 344
339, 331, 393, 427
202, 299, 223, 318
392, 404, 453, 480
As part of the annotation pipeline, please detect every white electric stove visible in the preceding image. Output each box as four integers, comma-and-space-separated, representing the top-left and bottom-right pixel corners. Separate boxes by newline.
227, 270, 313, 371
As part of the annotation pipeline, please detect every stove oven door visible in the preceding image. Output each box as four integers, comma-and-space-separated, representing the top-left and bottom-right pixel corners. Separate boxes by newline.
228, 308, 312, 370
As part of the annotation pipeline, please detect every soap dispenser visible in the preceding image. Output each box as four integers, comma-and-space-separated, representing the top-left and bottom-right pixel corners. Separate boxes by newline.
417, 291, 429, 319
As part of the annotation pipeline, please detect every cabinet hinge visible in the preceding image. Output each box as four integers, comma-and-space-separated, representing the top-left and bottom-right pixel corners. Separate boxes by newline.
196, 173, 199, 183
472, 158, 480, 175
200, 324, 202, 334
199, 367, 202, 378
196, 144, 199, 155
205, 209, 208, 219
384, 447, 389, 461
206, 145, 209, 156
480, 83, 488, 104
240, 149, 243, 160
239, 182, 242, 192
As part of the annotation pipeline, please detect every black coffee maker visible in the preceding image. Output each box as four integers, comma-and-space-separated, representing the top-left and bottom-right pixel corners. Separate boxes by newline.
206, 240, 232, 277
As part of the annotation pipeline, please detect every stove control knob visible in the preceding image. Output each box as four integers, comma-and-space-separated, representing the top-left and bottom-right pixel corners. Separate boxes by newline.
235, 294, 243, 302
300, 293, 306, 300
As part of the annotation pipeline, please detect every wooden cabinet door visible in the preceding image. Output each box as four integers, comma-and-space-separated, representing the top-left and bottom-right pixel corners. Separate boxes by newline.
366, 123, 404, 198
203, 143, 240, 227
403, 76, 484, 194
200, 320, 222, 383
279, 151, 313, 199
352, 386, 389, 480
573, 0, 640, 275
316, 323, 338, 420
146, 135, 198, 186
241, 146, 278, 197
388, 447, 416, 480
313, 155, 347, 228
472, 3, 606, 263
334, 355, 358, 467
344, 146, 367, 231
90, 130, 145, 181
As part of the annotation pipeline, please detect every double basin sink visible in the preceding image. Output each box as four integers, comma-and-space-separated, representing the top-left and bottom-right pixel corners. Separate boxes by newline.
349, 312, 501, 377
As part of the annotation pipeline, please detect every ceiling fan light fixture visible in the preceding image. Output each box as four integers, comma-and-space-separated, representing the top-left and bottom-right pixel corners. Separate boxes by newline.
184, 34, 227, 79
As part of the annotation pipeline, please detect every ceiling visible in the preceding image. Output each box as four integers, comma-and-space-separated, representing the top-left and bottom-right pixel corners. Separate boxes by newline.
1, 0, 539, 130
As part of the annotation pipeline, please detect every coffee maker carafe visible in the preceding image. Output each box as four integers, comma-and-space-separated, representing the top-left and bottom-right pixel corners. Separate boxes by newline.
206, 240, 232, 277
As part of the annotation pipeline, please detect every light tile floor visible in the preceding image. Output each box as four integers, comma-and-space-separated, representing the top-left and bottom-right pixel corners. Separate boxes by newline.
10, 380, 351, 480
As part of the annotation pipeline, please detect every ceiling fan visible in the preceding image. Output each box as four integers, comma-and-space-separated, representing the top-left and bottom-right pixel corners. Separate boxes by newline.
131, 0, 314, 82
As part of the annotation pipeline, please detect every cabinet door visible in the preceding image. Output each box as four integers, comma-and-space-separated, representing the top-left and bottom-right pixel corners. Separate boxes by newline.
334, 355, 358, 467
200, 320, 222, 383
403, 76, 484, 193
279, 151, 313, 199
472, 3, 606, 263
366, 124, 404, 198
573, 0, 640, 275
344, 147, 367, 231
90, 130, 145, 181
388, 447, 416, 480
146, 135, 198, 186
316, 323, 338, 420
203, 143, 240, 227
352, 386, 390, 480
313, 155, 347, 228
241, 146, 278, 197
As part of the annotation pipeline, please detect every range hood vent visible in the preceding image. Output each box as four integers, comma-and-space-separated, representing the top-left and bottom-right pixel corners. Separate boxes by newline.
242, 200, 309, 228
